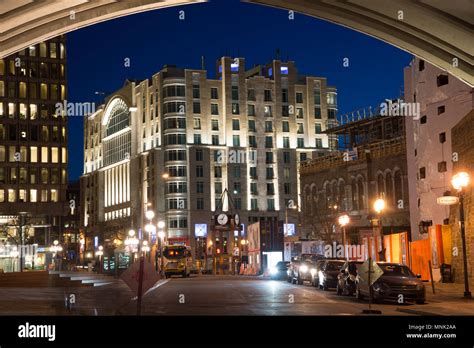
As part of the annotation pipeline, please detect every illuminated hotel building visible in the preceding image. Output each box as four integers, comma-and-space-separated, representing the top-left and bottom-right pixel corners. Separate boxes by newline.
0, 37, 68, 270
81, 57, 337, 257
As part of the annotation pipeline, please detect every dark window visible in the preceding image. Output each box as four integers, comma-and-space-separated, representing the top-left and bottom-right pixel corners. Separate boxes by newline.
211, 119, 219, 131
418, 60, 425, 71
284, 183, 291, 195
419, 167, 426, 179
195, 149, 203, 161
248, 120, 256, 132
314, 107, 321, 119
265, 136, 273, 148
296, 92, 303, 103
193, 102, 201, 114
282, 89, 288, 103
283, 152, 290, 164
282, 105, 289, 117
420, 115, 427, 124
197, 198, 204, 210
196, 165, 203, 177
232, 103, 240, 115
231, 86, 239, 100
437, 105, 445, 115
437, 74, 448, 87
265, 121, 272, 132
247, 89, 256, 101
282, 121, 289, 132
192, 85, 200, 99
264, 90, 272, 102
232, 119, 240, 130
265, 152, 273, 164
438, 161, 447, 173
210, 87, 218, 99
215, 166, 222, 178
439, 132, 446, 143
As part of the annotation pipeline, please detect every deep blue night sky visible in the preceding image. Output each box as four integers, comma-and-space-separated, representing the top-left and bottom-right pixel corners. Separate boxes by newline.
66, 0, 411, 180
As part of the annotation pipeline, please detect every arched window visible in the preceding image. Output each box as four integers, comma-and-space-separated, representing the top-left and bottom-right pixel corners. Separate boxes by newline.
357, 178, 365, 209
104, 98, 130, 137
394, 170, 403, 204
386, 172, 394, 205
377, 173, 385, 198
351, 179, 358, 210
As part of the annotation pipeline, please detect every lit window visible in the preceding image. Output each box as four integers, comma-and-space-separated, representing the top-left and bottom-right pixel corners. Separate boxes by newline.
40, 83, 48, 99
8, 189, 15, 202
51, 189, 58, 202
51, 147, 59, 163
41, 147, 48, 163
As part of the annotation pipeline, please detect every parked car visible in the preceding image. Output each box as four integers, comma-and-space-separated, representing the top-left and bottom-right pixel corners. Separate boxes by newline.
336, 261, 363, 296
270, 261, 290, 280
310, 259, 327, 287
288, 254, 325, 285
318, 259, 346, 290
355, 262, 425, 304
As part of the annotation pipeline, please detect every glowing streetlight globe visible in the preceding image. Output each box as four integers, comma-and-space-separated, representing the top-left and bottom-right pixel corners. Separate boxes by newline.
452, 172, 469, 191
157, 221, 165, 229
145, 210, 155, 220
158, 231, 166, 239
128, 229, 135, 237
338, 214, 350, 227
374, 198, 385, 214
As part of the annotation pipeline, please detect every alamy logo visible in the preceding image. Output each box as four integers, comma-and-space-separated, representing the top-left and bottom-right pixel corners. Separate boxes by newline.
18, 322, 56, 341
324, 242, 364, 259
380, 99, 420, 119
55, 100, 96, 117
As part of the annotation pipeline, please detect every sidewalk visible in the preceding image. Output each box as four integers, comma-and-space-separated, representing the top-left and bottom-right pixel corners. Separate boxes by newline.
397, 282, 474, 315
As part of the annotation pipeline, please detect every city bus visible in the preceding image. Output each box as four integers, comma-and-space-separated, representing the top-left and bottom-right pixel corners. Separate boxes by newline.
162, 245, 193, 278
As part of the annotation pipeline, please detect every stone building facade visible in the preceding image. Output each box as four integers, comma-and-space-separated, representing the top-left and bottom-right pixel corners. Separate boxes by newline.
300, 115, 410, 257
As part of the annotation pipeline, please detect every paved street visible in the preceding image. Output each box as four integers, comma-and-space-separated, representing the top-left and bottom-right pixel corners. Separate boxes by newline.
120, 275, 429, 316
1, 273, 473, 316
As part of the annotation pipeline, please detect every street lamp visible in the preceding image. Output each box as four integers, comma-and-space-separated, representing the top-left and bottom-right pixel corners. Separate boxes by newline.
451, 172, 472, 298
373, 198, 386, 261
96, 245, 104, 273
338, 214, 350, 260
145, 210, 155, 221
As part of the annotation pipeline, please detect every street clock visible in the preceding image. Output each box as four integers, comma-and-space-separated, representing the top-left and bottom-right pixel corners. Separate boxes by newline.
234, 213, 240, 225
217, 213, 229, 226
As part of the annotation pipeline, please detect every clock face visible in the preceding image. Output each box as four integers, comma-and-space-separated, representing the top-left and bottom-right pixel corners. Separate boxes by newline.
217, 213, 228, 225
234, 214, 240, 225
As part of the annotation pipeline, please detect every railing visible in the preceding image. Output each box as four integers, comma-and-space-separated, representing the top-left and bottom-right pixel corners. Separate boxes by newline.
300, 137, 405, 174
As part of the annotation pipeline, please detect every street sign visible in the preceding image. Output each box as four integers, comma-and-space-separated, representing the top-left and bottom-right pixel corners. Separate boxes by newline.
233, 247, 240, 257
120, 259, 160, 296
358, 259, 383, 286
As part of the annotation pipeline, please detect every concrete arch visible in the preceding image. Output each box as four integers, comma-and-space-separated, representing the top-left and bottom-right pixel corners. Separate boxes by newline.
248, 0, 474, 87
1, 1, 471, 86
0, 0, 204, 58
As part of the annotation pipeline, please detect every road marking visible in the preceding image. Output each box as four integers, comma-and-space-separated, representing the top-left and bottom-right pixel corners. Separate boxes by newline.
131, 279, 171, 300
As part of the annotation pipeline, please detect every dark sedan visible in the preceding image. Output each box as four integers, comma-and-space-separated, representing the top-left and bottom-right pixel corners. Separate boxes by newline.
318, 259, 346, 290
356, 263, 425, 304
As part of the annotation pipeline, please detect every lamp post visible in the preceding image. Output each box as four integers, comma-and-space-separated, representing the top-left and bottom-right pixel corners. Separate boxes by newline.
96, 245, 103, 273
373, 198, 386, 261
452, 172, 472, 299
338, 214, 350, 260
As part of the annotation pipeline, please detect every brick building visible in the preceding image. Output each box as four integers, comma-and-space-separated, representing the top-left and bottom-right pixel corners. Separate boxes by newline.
450, 109, 474, 287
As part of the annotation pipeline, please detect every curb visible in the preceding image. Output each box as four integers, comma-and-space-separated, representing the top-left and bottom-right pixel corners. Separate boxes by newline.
396, 308, 443, 316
